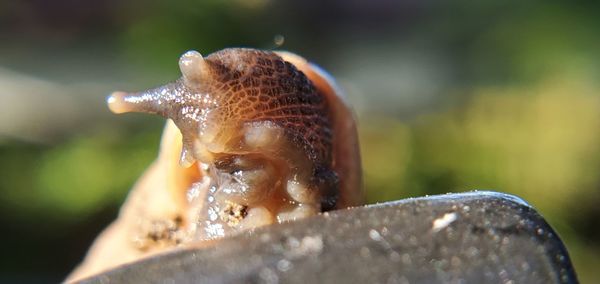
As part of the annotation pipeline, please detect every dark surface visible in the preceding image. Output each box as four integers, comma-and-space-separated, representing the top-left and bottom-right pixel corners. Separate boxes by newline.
79, 191, 578, 284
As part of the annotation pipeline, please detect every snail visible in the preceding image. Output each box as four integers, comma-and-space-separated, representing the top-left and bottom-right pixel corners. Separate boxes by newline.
67, 48, 363, 282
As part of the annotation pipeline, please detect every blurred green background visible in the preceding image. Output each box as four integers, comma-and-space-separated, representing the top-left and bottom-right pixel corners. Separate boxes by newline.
1, 0, 599, 282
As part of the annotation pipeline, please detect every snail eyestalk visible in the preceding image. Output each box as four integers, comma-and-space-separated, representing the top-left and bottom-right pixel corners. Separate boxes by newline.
107, 91, 137, 114
107, 84, 177, 116
179, 50, 208, 88
107, 90, 165, 115
107, 86, 199, 167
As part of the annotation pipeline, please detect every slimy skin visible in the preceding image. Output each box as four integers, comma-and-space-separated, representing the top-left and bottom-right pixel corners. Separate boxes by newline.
67, 48, 362, 282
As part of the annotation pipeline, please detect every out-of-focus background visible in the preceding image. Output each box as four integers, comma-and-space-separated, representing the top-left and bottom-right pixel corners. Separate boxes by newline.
1, 0, 599, 282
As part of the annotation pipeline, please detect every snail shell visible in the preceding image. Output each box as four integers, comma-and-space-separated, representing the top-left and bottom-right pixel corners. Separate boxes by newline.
68, 48, 363, 281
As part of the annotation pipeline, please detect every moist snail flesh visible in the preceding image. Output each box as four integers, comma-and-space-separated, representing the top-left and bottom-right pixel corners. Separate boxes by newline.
67, 48, 363, 282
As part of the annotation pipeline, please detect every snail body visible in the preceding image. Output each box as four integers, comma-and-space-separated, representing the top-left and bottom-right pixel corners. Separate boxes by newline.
68, 48, 362, 281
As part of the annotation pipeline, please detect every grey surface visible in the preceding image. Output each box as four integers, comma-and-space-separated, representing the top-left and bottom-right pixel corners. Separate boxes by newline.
80, 191, 578, 284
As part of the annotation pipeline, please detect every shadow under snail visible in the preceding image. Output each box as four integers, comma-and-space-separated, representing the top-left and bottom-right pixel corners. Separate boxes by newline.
67, 48, 363, 282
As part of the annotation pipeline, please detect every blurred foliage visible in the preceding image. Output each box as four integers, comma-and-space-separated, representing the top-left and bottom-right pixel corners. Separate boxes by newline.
362, 75, 600, 217
1, 0, 600, 283
360, 78, 600, 283
0, 125, 161, 224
